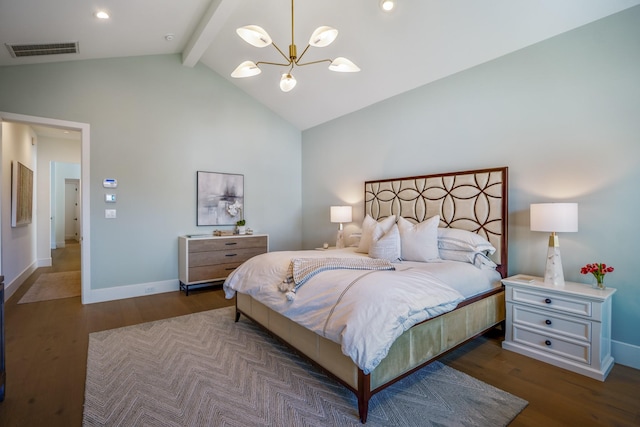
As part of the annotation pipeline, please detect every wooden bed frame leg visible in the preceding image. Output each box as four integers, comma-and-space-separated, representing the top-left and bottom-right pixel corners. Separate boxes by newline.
235, 310, 241, 322
357, 370, 371, 423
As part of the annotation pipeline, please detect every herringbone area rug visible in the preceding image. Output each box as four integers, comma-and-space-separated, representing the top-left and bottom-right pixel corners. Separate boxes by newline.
83, 307, 527, 426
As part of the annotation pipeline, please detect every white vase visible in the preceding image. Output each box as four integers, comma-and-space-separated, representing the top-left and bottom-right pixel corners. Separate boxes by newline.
237, 226, 246, 235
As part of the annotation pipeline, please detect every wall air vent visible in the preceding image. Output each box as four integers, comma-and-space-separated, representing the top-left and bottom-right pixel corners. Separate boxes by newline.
5, 42, 79, 58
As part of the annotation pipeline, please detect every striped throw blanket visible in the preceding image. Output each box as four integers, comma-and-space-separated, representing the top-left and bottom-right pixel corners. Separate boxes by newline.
279, 257, 395, 300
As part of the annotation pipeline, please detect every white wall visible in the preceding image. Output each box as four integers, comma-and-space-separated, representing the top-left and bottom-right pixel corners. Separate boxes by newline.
301, 7, 640, 365
0, 54, 302, 302
0, 122, 37, 297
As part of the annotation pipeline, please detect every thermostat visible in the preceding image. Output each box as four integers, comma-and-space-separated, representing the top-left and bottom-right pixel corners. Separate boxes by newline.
105, 194, 116, 203
103, 178, 118, 188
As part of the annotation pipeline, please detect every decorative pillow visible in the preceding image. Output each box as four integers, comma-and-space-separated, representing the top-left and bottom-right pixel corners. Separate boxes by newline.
369, 224, 401, 262
356, 215, 396, 253
437, 228, 496, 255
439, 249, 498, 270
397, 215, 440, 262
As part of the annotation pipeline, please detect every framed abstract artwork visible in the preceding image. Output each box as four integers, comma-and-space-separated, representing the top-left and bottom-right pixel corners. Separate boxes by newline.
196, 171, 244, 226
11, 161, 34, 228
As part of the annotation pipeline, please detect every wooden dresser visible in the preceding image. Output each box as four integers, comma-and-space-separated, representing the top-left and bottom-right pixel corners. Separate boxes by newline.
178, 234, 268, 295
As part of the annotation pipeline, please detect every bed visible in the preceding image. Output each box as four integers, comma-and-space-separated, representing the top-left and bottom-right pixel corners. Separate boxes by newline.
224, 166, 508, 423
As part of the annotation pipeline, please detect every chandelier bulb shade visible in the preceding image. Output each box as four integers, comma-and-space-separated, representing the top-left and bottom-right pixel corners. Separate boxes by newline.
236, 25, 272, 48
231, 61, 262, 78
309, 26, 338, 47
329, 57, 360, 72
280, 73, 297, 92
230, 0, 359, 91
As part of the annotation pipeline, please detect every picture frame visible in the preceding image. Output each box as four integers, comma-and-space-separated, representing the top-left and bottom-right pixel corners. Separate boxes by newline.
11, 161, 34, 227
197, 171, 244, 226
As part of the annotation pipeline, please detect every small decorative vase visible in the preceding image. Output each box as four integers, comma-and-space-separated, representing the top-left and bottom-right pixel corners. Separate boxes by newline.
594, 277, 606, 290
237, 226, 246, 235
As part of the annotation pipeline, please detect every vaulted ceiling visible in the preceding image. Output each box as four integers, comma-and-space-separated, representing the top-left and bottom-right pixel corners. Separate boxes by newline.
1, 0, 638, 130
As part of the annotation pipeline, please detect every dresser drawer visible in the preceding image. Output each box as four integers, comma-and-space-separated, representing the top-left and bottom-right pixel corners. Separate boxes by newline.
188, 263, 244, 282
511, 305, 591, 342
510, 287, 593, 318
512, 325, 590, 365
188, 247, 266, 267
189, 236, 268, 252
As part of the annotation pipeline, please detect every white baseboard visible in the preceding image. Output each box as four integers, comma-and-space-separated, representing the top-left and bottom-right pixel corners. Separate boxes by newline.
3, 261, 38, 301
82, 279, 180, 304
612, 340, 640, 370
38, 258, 53, 268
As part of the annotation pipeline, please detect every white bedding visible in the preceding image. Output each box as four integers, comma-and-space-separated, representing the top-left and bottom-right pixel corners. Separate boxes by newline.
223, 248, 501, 374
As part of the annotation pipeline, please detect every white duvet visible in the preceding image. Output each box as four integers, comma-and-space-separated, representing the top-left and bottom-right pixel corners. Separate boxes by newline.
224, 248, 498, 374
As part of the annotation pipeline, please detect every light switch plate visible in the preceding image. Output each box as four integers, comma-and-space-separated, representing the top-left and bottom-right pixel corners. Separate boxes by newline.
105, 209, 117, 219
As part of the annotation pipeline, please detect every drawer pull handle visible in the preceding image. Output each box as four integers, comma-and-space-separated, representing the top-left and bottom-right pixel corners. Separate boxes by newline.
545, 340, 552, 346
544, 298, 552, 304
225, 267, 236, 271
545, 319, 552, 325
225, 242, 238, 246
225, 253, 237, 257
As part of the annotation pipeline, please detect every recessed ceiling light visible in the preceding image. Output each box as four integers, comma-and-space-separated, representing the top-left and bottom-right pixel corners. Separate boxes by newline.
96, 11, 110, 19
380, 0, 395, 12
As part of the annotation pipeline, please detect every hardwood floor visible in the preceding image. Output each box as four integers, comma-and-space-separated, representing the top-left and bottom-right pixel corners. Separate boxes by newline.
1, 242, 638, 426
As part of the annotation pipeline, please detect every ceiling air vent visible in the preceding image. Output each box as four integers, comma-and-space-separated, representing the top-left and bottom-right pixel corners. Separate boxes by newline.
5, 42, 79, 58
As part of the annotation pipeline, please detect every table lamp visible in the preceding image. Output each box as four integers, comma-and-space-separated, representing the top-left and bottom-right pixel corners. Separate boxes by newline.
330, 206, 352, 249
530, 203, 578, 286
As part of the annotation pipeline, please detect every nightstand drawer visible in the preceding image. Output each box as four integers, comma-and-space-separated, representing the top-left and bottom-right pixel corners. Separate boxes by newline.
512, 305, 591, 342
510, 287, 593, 318
512, 325, 590, 365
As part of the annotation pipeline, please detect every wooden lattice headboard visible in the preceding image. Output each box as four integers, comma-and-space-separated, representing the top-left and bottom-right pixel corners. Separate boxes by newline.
364, 167, 508, 277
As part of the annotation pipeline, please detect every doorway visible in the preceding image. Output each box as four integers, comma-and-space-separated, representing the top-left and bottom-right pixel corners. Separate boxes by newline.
64, 179, 80, 243
0, 111, 91, 303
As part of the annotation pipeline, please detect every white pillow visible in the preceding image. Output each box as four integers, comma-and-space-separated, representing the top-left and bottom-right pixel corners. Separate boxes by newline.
397, 215, 440, 262
437, 227, 496, 254
369, 224, 401, 262
439, 249, 498, 269
356, 215, 396, 253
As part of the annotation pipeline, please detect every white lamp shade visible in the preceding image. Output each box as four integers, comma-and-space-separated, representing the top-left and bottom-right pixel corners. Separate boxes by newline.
530, 203, 578, 233
231, 61, 262, 78
279, 73, 297, 92
236, 25, 272, 47
330, 206, 352, 223
309, 26, 338, 47
328, 57, 360, 73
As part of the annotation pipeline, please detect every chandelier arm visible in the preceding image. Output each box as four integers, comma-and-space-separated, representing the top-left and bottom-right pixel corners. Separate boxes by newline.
255, 60, 294, 68
295, 58, 333, 67
296, 44, 312, 63
271, 42, 292, 63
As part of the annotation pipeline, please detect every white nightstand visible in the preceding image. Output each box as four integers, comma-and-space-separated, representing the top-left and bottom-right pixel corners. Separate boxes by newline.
501, 274, 616, 381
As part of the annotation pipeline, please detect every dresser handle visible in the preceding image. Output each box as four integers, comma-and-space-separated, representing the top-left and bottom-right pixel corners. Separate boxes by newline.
225, 242, 238, 246
545, 319, 552, 325
545, 340, 552, 346
225, 253, 237, 257
544, 298, 552, 304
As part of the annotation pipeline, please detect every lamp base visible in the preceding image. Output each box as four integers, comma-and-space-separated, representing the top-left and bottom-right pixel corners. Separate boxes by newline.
335, 229, 345, 249
544, 244, 565, 286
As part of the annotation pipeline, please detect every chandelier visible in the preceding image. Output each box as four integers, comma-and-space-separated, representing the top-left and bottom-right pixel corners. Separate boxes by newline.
231, 0, 360, 92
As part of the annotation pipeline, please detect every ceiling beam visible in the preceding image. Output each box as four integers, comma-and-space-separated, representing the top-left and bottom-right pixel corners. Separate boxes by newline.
182, 0, 237, 68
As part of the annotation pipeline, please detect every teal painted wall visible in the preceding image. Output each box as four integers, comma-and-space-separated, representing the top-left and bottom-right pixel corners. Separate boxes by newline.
301, 7, 640, 356
0, 54, 302, 290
